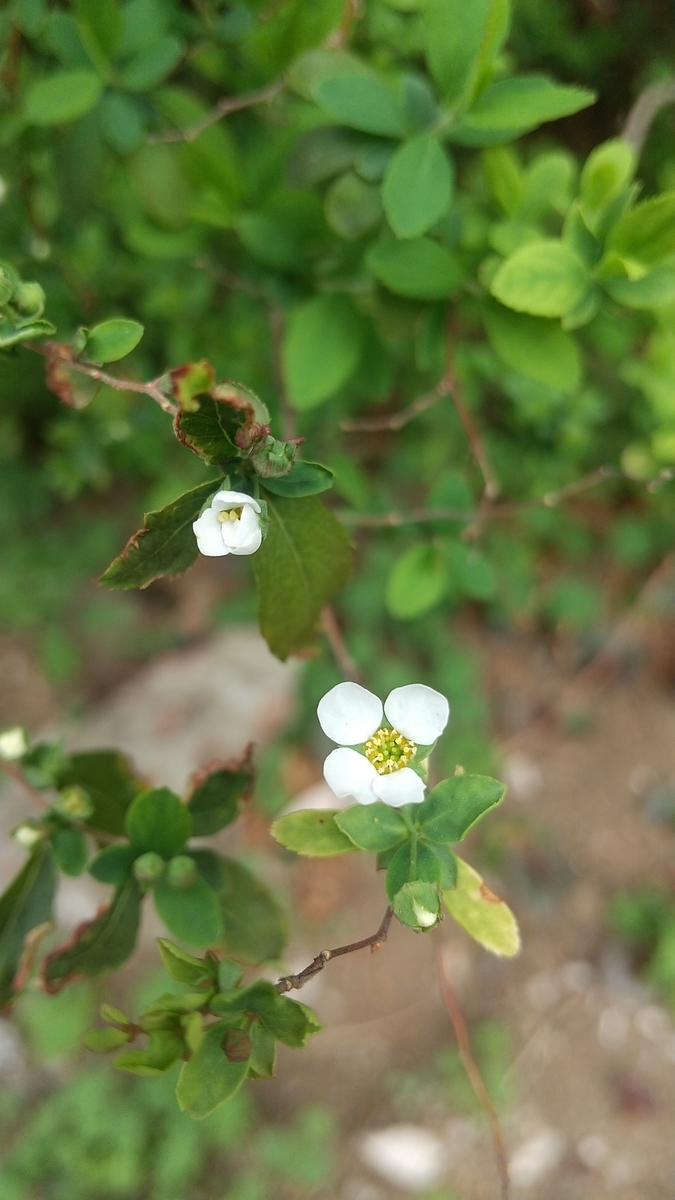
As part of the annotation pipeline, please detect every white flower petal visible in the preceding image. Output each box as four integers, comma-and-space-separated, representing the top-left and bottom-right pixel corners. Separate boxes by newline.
323, 747, 378, 805
317, 682, 383, 746
231, 525, 263, 556
373, 768, 426, 807
384, 684, 449, 744
193, 509, 228, 556
211, 490, 261, 514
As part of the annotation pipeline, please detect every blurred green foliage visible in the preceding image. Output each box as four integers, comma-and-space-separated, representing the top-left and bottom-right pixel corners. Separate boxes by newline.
609, 887, 675, 1005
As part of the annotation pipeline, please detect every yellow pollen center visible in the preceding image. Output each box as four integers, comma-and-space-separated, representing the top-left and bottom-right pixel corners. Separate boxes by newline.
364, 726, 416, 774
217, 507, 243, 523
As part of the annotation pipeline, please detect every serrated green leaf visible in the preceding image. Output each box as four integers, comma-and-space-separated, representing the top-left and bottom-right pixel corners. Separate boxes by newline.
314, 71, 406, 137
186, 752, 253, 836
89, 844, 138, 885
271, 810, 358, 857
335, 803, 409, 852
176, 1021, 249, 1118
24, 69, 103, 125
191, 851, 288, 965
367, 238, 462, 300
283, 295, 363, 411
416, 773, 506, 842
99, 480, 220, 590
490, 239, 589, 317
85, 1026, 131, 1053
211, 980, 322, 1048
153, 875, 222, 948
56, 750, 143, 837
382, 136, 453, 239
443, 856, 520, 956
606, 192, 675, 267
262, 461, 334, 498
42, 878, 141, 992
84, 318, 144, 364
0, 844, 56, 1011
483, 301, 581, 392
125, 787, 192, 859
115, 1028, 185, 1077
462, 74, 596, 133
157, 938, 217, 986
253, 493, 353, 661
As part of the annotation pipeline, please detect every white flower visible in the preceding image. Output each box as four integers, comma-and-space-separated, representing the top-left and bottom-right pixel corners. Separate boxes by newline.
0, 726, 27, 761
318, 681, 449, 808
192, 490, 262, 557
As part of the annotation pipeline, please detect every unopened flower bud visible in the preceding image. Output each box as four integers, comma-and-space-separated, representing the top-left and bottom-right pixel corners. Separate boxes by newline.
0, 726, 27, 761
15, 280, 45, 316
133, 851, 165, 887
413, 902, 440, 929
53, 785, 93, 822
166, 854, 197, 889
13, 822, 44, 849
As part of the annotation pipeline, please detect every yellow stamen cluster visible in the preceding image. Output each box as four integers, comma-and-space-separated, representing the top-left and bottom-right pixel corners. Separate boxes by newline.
364, 726, 416, 775
217, 507, 243, 523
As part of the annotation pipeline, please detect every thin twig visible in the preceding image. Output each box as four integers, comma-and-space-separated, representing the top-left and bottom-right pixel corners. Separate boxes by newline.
340, 375, 453, 433
277, 907, 393, 993
327, 0, 362, 48
321, 605, 364, 683
0, 758, 46, 807
622, 79, 675, 152
149, 79, 284, 145
448, 372, 500, 501
437, 952, 510, 1200
28, 342, 178, 415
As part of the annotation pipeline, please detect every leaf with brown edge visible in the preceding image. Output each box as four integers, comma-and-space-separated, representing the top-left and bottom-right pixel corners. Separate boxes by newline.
99, 479, 221, 590
0, 844, 56, 1012
43, 341, 97, 409
174, 378, 271, 465
42, 878, 142, 993
169, 359, 215, 412
186, 744, 254, 836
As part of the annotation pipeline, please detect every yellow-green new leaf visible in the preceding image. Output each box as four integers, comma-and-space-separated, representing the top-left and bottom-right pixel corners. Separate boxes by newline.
443, 857, 520, 957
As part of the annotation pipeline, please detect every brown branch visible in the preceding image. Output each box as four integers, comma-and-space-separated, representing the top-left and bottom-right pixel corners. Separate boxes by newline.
0, 758, 47, 807
340, 375, 453, 433
438, 952, 510, 1200
327, 0, 362, 48
448, 373, 500, 501
28, 342, 178, 416
277, 906, 393, 993
321, 605, 364, 683
149, 79, 284, 145
622, 79, 675, 152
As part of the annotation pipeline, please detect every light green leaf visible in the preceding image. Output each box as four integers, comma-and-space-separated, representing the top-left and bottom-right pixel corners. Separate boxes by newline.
335, 802, 409, 852
118, 35, 184, 92
393, 880, 442, 931
262, 461, 334, 498
424, 0, 504, 106
157, 938, 217, 986
367, 237, 462, 299
283, 295, 363, 411
325, 172, 382, 241
603, 267, 675, 309
42, 879, 141, 991
580, 138, 636, 223
115, 1028, 184, 1076
443, 856, 520, 956
271, 810, 358, 857
99, 479, 220, 590
153, 875, 222, 948
125, 787, 192, 859
253, 493, 353, 660
191, 851, 288, 965
386, 543, 448, 619
51, 827, 88, 877
490, 239, 589, 317
483, 302, 581, 391
0, 844, 56, 1011
416, 773, 506, 843
461, 74, 596, 132
606, 192, 675, 267
176, 1022, 249, 1118
73, 0, 122, 64
382, 135, 453, 239
0, 317, 56, 348
84, 318, 144, 364
314, 71, 407, 137
24, 69, 103, 125
85, 1026, 131, 1053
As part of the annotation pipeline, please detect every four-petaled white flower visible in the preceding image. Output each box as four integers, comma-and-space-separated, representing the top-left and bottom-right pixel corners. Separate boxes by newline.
318, 682, 449, 808
192, 490, 262, 557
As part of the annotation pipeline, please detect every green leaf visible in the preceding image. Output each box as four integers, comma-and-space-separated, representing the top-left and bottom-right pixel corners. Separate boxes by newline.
24, 69, 103, 125
424, 0, 498, 105
490, 239, 589, 317
283, 295, 363, 411
335, 803, 409, 852
174, 380, 270, 462
125, 787, 192, 859
314, 71, 406, 137
253, 494, 353, 661
186, 751, 253, 836
325, 172, 382, 240
89, 845, 138, 884
153, 875, 222, 948
393, 880, 442, 930
0, 844, 56, 1011
386, 839, 443, 901
580, 138, 636, 222
461, 74, 596, 133
157, 938, 218, 986
99, 480, 220, 590
271, 810, 358, 857
386, 543, 448, 620
84, 318, 144, 364
606, 193, 675, 267
417, 773, 506, 843
118, 36, 184, 92
42, 879, 141, 992
211, 980, 322, 1048
73, 0, 122, 64
0, 317, 56, 348
56, 750, 143, 837
262, 462, 334, 498
483, 302, 581, 392
176, 1022, 249, 1118
115, 1029, 184, 1077
192, 852, 288, 965
100, 91, 144, 153
367, 237, 462, 300
85, 1026, 131, 1053
382, 136, 453, 240
443, 856, 520, 956
603, 267, 675, 309
51, 827, 88, 876
248, 1020, 277, 1078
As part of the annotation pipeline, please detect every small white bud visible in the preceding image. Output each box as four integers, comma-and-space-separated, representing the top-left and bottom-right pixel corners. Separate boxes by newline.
13, 823, 43, 849
413, 902, 439, 929
0, 727, 27, 761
